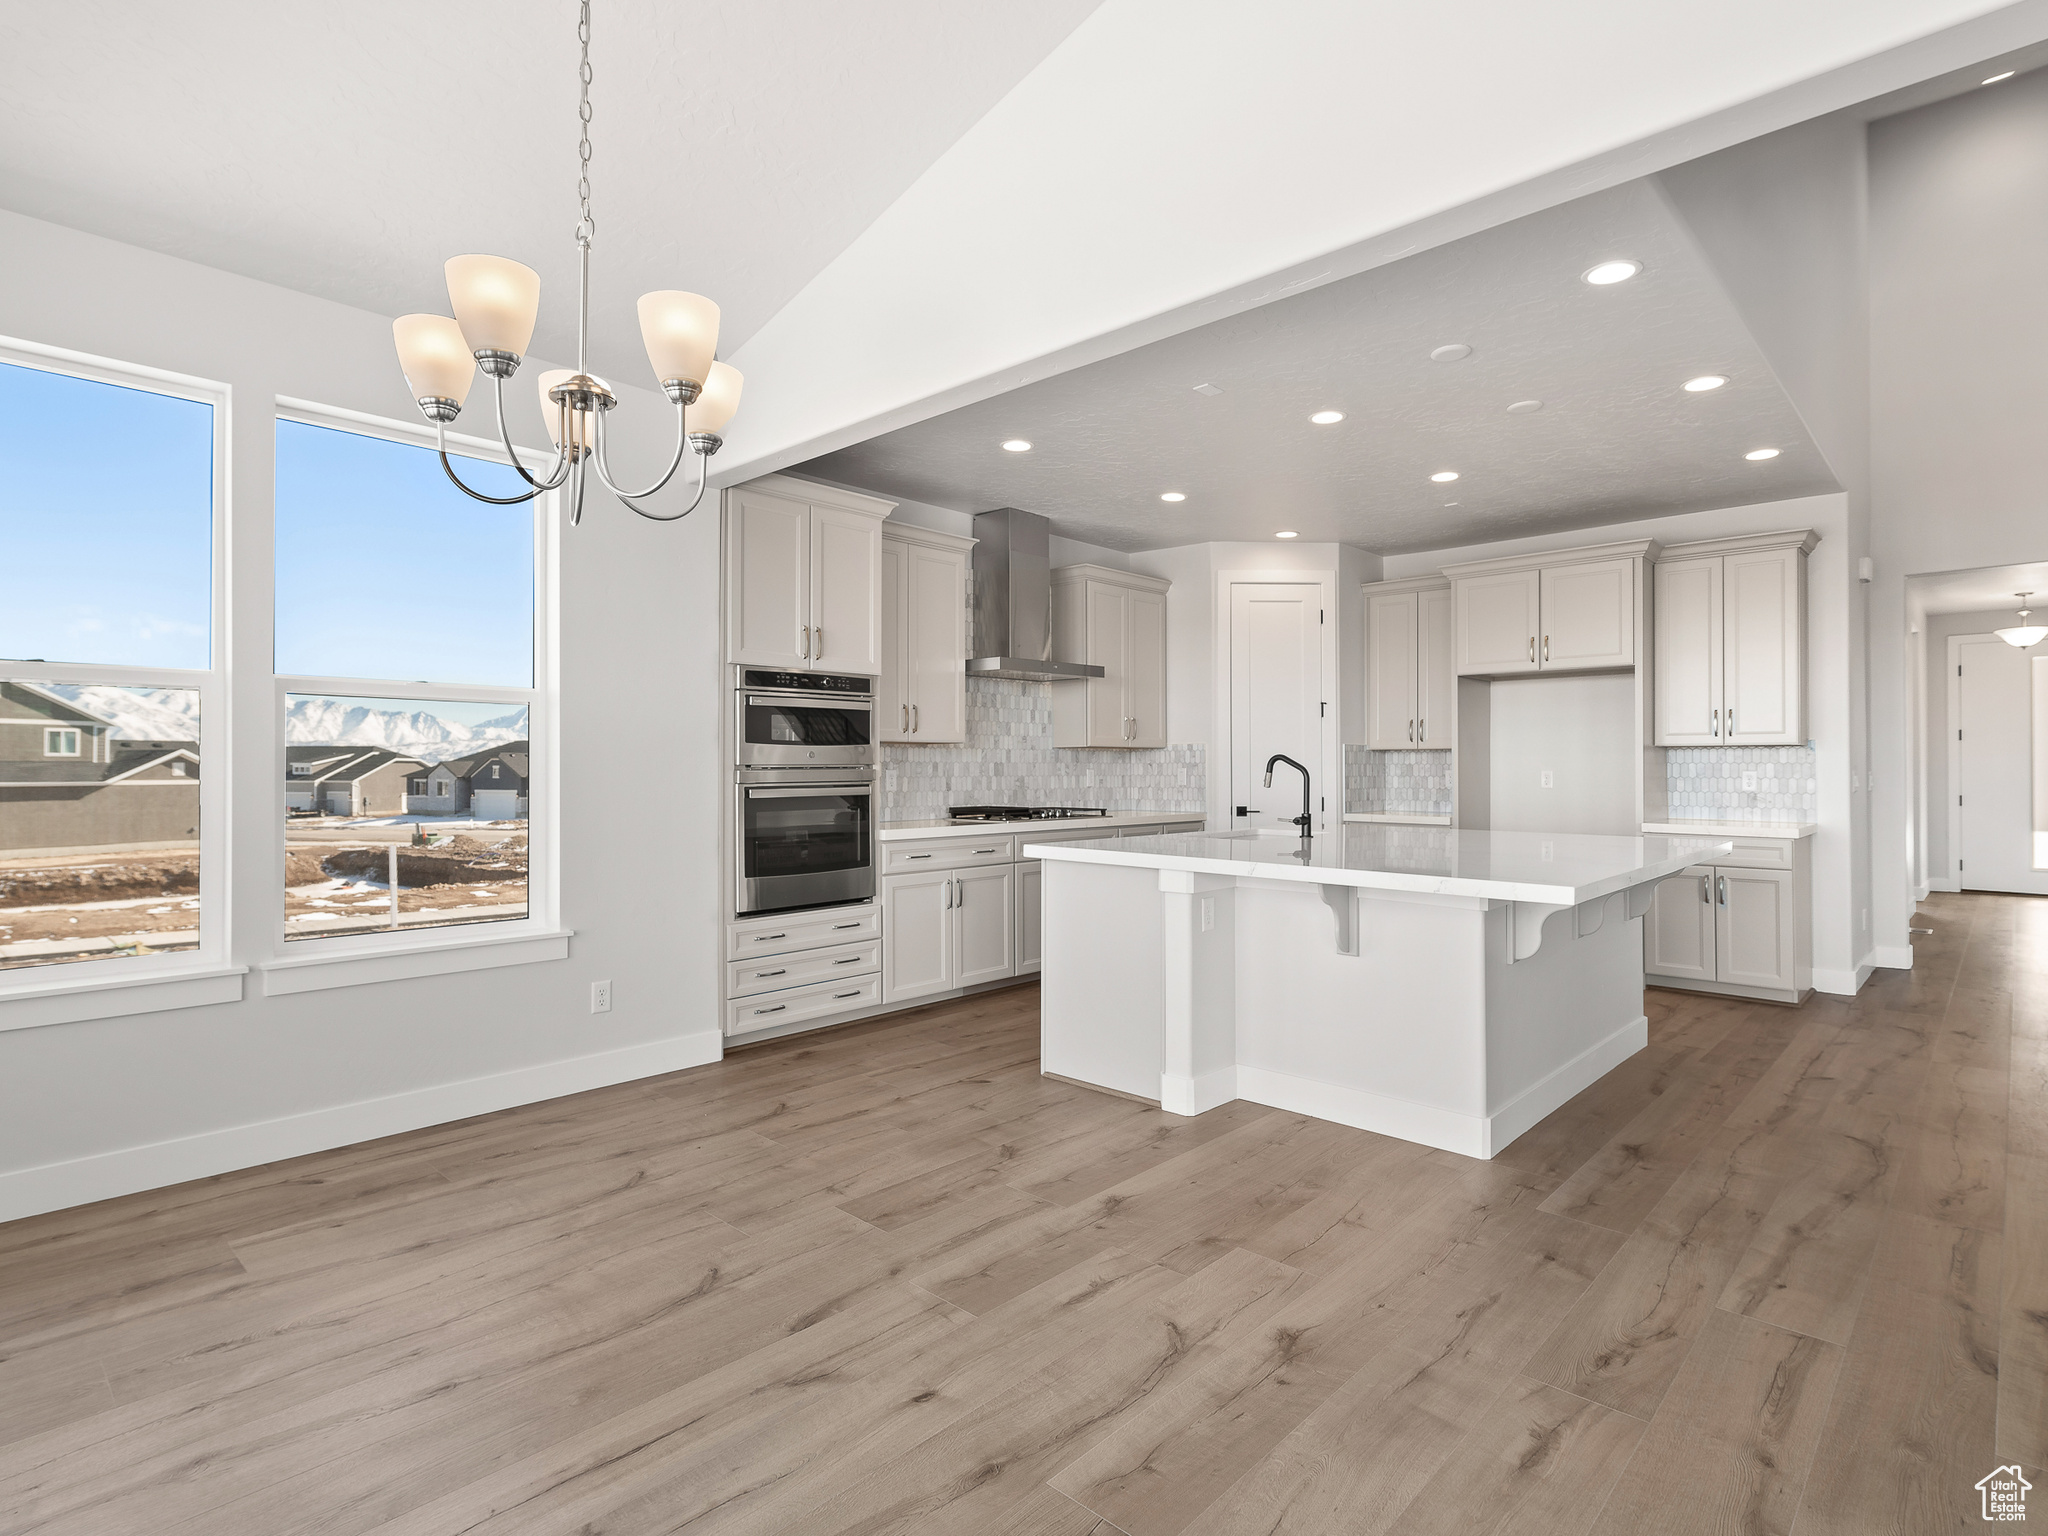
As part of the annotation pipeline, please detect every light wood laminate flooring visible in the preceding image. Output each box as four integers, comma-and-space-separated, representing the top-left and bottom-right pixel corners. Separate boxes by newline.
1, 890, 2041, 1534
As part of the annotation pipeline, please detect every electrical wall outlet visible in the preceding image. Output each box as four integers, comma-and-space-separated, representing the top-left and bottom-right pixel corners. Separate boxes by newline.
1540, 769, 1554, 788
1200, 896, 1215, 932
1742, 771, 1759, 791
591, 980, 612, 1014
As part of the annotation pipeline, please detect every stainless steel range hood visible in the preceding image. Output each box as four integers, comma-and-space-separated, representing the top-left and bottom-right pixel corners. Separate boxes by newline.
967, 507, 1105, 681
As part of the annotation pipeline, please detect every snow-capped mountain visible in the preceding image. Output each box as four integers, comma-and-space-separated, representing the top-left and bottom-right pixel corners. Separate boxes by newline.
42, 685, 203, 741
41, 685, 525, 764
284, 700, 528, 763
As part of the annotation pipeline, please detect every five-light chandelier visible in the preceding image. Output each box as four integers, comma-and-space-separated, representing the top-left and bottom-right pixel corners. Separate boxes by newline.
391, 0, 739, 525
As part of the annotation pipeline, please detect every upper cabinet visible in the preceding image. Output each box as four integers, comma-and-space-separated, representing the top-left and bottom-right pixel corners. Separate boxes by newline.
1050, 565, 1170, 748
724, 475, 893, 672
1653, 531, 1816, 747
879, 525, 972, 743
1445, 541, 1651, 677
1364, 579, 1454, 748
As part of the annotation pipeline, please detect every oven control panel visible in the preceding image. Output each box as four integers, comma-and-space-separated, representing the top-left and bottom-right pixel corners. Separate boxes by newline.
741, 670, 872, 695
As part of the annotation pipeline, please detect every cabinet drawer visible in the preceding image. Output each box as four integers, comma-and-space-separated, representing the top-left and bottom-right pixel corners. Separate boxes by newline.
727, 904, 880, 960
726, 973, 881, 1036
1716, 839, 1796, 870
728, 939, 881, 999
882, 835, 1016, 873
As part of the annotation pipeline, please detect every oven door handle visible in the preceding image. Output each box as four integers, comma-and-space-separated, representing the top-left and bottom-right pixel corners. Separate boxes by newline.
744, 785, 875, 800
746, 695, 873, 711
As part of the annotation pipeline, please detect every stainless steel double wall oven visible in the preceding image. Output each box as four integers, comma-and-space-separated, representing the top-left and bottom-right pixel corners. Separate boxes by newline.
734, 669, 876, 917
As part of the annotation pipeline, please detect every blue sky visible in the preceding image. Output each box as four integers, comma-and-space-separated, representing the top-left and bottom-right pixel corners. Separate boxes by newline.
275, 419, 534, 687
0, 360, 214, 670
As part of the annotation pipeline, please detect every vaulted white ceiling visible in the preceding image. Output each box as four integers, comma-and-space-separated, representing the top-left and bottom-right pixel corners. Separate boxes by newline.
0, 1, 1102, 376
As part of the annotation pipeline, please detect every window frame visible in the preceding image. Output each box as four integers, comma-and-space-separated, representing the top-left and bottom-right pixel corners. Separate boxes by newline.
43, 728, 81, 757
266, 399, 560, 976
0, 335, 232, 1006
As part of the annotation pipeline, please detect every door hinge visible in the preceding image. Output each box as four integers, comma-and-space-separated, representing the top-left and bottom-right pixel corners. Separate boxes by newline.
1319, 609, 1325, 624
1959, 729, 1963, 740
1959, 795, 1963, 805
1320, 701, 1327, 717
1959, 664, 1963, 675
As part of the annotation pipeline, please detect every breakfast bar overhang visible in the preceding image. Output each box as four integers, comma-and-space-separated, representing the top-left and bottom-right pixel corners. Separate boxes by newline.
1029, 825, 1733, 1158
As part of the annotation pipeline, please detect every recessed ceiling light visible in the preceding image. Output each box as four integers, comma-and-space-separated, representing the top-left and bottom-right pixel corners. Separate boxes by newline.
1160, 491, 1186, 502
1430, 343, 1474, 362
1192, 382, 1224, 396
1275, 531, 1298, 539
1582, 259, 1642, 286
1442, 502, 1461, 508
1683, 375, 1728, 392
1430, 471, 1460, 483
1745, 448, 1780, 461
1983, 70, 2015, 84
1310, 410, 1345, 425
1001, 438, 1032, 452
1507, 399, 1543, 414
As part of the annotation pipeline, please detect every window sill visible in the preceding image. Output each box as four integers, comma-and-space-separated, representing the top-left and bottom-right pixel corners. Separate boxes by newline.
0, 964, 248, 1033
259, 927, 573, 996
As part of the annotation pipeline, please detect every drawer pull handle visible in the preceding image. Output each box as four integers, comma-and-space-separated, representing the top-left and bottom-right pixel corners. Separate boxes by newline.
755, 1004, 787, 1015
754, 933, 787, 942
974, 847, 998, 854
907, 853, 932, 860
834, 956, 862, 965
833, 922, 861, 929
835, 989, 862, 999
756, 968, 787, 978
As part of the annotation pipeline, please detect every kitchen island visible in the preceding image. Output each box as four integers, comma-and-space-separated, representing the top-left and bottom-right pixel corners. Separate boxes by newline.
1029, 823, 1731, 1158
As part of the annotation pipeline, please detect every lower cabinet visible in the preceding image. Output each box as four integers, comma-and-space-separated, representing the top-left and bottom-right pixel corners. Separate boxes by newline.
1645, 859, 1803, 999
882, 864, 1016, 1003
1016, 859, 1042, 974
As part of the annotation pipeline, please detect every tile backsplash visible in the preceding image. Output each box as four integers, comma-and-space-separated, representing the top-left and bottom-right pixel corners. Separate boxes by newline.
881, 677, 1204, 821
1345, 746, 1454, 817
1664, 745, 1817, 823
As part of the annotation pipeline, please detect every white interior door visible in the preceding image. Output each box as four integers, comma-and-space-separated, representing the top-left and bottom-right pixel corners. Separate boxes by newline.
1954, 635, 2048, 894
1230, 583, 1325, 830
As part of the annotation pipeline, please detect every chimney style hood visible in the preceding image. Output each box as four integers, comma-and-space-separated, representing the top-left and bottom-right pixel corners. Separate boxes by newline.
967, 508, 1105, 681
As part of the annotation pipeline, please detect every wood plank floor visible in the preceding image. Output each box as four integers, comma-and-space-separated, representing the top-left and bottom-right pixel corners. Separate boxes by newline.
2, 889, 2041, 1534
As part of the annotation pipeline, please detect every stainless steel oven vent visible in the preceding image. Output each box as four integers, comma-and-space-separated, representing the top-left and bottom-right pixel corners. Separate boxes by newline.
967, 507, 1105, 681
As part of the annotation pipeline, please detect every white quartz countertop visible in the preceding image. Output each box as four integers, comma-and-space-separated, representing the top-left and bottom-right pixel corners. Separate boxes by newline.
1641, 819, 1817, 839
878, 811, 1206, 842
1027, 825, 1734, 905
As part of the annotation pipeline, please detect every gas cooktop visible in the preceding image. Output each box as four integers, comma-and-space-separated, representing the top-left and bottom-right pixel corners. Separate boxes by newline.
947, 805, 1110, 823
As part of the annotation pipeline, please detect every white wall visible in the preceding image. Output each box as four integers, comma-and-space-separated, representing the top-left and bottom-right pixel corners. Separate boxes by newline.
1385, 492, 1859, 989
1868, 67, 2048, 959
1487, 675, 1638, 836
1657, 113, 1875, 978
0, 209, 728, 1220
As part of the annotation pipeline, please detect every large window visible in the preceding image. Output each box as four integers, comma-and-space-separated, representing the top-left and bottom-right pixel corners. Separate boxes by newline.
273, 412, 548, 948
0, 351, 221, 976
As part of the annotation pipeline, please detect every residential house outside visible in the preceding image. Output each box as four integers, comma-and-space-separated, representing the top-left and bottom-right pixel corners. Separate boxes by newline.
0, 682, 200, 851
407, 740, 529, 819
285, 745, 423, 817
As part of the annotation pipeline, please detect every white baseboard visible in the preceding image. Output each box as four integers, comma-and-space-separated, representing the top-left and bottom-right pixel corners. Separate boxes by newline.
1812, 960, 1877, 996
0, 1029, 724, 1225
1870, 945, 1914, 970
1234, 1015, 1646, 1160
1160, 1065, 1239, 1117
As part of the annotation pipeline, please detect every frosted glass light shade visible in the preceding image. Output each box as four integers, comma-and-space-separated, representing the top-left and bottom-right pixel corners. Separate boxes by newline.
393, 315, 476, 406
690, 362, 742, 436
446, 255, 541, 358
1998, 624, 2048, 648
536, 369, 610, 452
637, 291, 719, 389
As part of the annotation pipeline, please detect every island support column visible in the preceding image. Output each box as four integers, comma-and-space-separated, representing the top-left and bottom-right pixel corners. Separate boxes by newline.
1158, 869, 1240, 1116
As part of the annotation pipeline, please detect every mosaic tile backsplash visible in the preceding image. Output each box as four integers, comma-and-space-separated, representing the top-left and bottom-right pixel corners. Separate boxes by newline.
1345, 746, 1454, 817
881, 677, 1204, 821
1664, 745, 1817, 823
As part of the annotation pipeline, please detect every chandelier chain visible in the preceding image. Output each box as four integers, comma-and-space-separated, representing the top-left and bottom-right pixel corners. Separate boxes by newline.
575, 0, 595, 248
